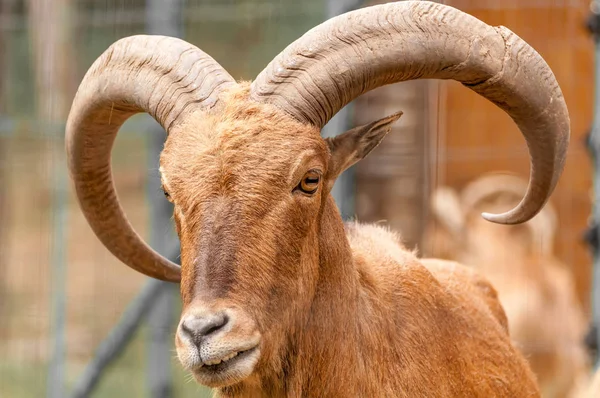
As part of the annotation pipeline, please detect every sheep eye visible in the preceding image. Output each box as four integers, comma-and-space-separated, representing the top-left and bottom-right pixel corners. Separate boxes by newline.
298, 170, 321, 195
162, 188, 171, 201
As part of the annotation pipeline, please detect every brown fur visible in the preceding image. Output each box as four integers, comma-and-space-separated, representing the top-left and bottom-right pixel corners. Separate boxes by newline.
425, 178, 590, 398
160, 84, 539, 397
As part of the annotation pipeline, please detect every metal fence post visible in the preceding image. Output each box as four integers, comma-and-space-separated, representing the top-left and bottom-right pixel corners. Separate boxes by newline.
585, 0, 600, 370
321, 0, 364, 219
47, 125, 68, 398
31, 0, 77, 395
145, 1, 184, 397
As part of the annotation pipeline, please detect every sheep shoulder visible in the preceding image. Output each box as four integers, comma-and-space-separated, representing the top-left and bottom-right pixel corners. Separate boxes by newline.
344, 221, 508, 331
341, 222, 538, 397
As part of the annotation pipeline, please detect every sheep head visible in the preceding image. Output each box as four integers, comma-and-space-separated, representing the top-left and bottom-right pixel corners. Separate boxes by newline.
66, 1, 570, 390
159, 84, 399, 386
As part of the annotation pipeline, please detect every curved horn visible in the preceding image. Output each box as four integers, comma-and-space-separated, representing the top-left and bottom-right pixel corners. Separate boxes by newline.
66, 35, 235, 282
251, 1, 569, 225
460, 172, 558, 255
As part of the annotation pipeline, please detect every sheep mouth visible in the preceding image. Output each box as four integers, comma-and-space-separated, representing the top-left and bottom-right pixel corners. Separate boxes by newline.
200, 346, 258, 371
192, 345, 261, 387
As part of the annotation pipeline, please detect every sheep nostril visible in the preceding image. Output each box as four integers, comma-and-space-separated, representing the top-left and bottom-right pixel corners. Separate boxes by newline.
179, 312, 229, 347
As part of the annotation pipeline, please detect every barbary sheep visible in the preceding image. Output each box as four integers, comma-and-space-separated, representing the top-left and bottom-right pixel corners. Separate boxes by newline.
427, 172, 590, 398
66, 1, 569, 396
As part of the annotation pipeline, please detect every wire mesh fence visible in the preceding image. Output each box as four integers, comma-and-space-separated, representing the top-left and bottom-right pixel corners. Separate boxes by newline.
0, 0, 597, 397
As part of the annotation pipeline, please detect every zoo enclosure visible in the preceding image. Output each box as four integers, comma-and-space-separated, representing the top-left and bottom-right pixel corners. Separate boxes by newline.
0, 0, 596, 396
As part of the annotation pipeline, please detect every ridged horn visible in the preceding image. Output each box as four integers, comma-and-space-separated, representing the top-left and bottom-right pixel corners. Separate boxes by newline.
250, 1, 569, 225
66, 35, 235, 282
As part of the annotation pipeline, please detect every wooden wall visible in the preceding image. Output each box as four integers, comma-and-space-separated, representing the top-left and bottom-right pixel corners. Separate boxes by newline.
355, 0, 594, 312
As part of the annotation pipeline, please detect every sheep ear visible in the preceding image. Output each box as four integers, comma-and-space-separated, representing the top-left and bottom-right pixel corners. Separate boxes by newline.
430, 186, 466, 236
326, 111, 403, 181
